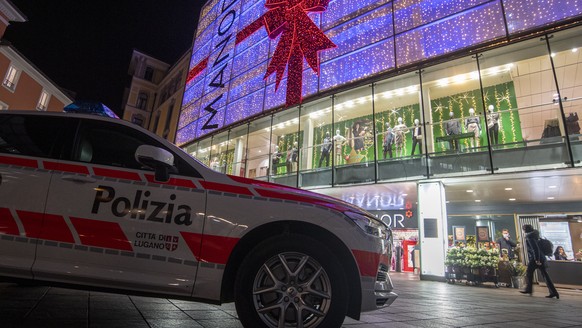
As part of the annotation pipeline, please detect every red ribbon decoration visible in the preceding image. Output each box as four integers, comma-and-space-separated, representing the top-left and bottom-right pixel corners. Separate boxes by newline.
262, 0, 336, 106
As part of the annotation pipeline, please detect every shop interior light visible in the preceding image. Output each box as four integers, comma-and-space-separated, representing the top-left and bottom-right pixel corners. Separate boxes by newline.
505, 187, 512, 190
453, 75, 465, 84
548, 185, 557, 189
573, 48, 578, 53
402, 193, 408, 196
509, 198, 516, 201
475, 199, 481, 202
437, 78, 448, 87
466, 189, 473, 193
470, 71, 479, 80
551, 53, 556, 57
345, 100, 354, 108
547, 196, 555, 200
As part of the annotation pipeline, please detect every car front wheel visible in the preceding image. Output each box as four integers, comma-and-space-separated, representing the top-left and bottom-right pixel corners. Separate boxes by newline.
234, 234, 349, 328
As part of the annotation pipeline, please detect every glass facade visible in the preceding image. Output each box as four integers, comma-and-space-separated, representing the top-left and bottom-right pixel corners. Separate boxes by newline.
180, 0, 582, 142
185, 26, 582, 188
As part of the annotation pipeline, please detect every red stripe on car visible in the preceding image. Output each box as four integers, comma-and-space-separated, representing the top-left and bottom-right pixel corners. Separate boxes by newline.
352, 249, 381, 277
0, 207, 19, 235
17, 211, 75, 243
0, 155, 38, 168
180, 232, 239, 265
70, 217, 133, 251
200, 181, 253, 196
93, 167, 142, 181
144, 174, 197, 189
43, 161, 90, 175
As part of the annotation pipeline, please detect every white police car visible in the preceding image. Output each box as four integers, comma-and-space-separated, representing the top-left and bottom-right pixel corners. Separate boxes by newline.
0, 111, 396, 327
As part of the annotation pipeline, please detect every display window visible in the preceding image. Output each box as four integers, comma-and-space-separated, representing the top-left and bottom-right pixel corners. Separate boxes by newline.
270, 107, 301, 186
208, 131, 231, 174
333, 86, 374, 166
375, 72, 421, 161
479, 37, 568, 171
227, 124, 248, 177
246, 116, 272, 179
299, 97, 333, 187
548, 28, 582, 168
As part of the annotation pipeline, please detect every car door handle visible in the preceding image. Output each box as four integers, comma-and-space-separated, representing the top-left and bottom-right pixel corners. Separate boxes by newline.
61, 175, 96, 184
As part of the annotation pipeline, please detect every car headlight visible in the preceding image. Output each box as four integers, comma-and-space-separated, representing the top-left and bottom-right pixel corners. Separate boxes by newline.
344, 211, 388, 239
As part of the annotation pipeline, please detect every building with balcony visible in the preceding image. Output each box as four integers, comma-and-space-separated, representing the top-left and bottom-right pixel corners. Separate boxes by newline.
0, 0, 73, 111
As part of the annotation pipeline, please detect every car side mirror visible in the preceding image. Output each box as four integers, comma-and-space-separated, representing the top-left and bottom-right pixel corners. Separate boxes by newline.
135, 145, 175, 182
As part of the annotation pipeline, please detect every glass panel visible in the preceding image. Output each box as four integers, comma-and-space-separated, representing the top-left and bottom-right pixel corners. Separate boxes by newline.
479, 37, 569, 172
246, 116, 272, 181
375, 72, 424, 181
228, 124, 248, 177
548, 26, 582, 167
195, 138, 212, 168
333, 85, 374, 185
209, 131, 229, 174
422, 55, 491, 177
299, 97, 333, 188
270, 107, 300, 187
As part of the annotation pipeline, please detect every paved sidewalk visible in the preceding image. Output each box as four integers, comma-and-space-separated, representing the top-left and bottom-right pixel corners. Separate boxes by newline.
1, 272, 581, 327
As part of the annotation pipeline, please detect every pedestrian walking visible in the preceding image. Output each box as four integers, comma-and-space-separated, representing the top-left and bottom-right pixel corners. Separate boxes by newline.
520, 224, 559, 299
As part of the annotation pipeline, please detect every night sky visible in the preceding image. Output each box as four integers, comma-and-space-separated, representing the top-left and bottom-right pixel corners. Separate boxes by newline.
3, 0, 203, 116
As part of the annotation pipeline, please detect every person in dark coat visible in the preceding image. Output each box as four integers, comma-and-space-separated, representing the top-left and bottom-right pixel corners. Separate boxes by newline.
496, 228, 517, 259
520, 224, 559, 299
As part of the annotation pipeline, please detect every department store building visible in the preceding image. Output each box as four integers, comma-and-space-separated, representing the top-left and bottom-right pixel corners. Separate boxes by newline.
177, 0, 582, 280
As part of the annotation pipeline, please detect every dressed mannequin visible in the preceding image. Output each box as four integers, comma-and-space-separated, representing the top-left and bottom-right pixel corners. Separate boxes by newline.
411, 119, 422, 156
445, 111, 461, 151
210, 157, 220, 171
382, 123, 394, 159
393, 117, 409, 158
286, 142, 298, 173
271, 145, 282, 174
318, 132, 332, 167
487, 105, 500, 145
465, 108, 481, 149
351, 122, 366, 153
333, 129, 346, 165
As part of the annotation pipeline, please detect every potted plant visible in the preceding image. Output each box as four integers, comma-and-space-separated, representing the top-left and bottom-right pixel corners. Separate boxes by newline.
508, 261, 526, 288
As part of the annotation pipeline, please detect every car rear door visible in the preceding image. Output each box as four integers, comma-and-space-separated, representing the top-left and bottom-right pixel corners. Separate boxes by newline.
0, 113, 76, 279
36, 118, 206, 297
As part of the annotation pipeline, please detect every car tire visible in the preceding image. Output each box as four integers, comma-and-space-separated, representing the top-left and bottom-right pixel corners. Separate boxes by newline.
234, 234, 349, 328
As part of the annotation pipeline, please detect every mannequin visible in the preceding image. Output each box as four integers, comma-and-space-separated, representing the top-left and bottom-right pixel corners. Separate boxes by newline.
382, 123, 394, 159
333, 129, 346, 165
286, 141, 298, 173
411, 119, 422, 156
465, 108, 481, 149
210, 157, 219, 171
445, 111, 461, 151
487, 105, 500, 145
351, 122, 366, 153
393, 117, 409, 157
318, 132, 332, 167
271, 145, 282, 174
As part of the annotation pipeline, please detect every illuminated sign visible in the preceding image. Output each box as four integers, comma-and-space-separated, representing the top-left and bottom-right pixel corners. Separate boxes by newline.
178, 0, 582, 145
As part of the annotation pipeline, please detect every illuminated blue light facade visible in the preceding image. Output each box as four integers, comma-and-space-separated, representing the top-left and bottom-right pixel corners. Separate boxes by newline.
178, 0, 582, 145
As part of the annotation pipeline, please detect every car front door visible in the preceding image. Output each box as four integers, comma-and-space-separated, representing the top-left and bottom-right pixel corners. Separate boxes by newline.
37, 118, 206, 297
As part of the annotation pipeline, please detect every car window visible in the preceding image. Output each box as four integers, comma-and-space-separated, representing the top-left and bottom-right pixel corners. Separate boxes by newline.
74, 119, 201, 178
0, 114, 75, 159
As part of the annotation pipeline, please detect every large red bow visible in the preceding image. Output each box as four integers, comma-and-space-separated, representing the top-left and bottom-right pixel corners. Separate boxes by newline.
263, 0, 336, 106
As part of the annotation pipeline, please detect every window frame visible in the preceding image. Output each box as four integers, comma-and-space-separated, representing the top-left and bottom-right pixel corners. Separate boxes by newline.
2, 65, 20, 91
36, 90, 51, 111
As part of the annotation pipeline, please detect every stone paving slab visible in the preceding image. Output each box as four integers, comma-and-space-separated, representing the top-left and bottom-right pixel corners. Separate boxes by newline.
1, 272, 581, 327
